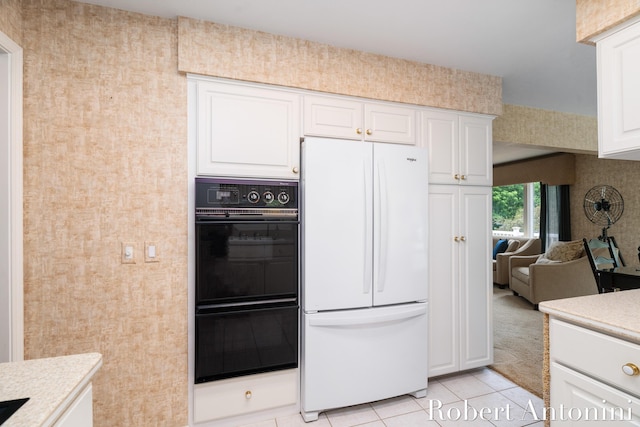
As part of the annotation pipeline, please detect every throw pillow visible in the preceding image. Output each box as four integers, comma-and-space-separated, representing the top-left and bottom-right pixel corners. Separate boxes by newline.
535, 256, 560, 265
493, 239, 509, 260
545, 240, 584, 262
505, 239, 520, 253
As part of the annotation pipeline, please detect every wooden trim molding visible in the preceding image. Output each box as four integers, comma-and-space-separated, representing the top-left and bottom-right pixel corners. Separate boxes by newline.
0, 29, 23, 362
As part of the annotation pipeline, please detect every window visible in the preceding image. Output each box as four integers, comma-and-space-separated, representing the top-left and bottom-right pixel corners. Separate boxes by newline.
492, 183, 540, 238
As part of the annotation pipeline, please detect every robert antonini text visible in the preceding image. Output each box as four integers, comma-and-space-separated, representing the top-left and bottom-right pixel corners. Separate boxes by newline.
428, 399, 635, 422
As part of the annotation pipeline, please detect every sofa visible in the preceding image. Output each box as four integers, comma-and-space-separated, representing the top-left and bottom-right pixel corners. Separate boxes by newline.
508, 240, 606, 308
492, 237, 542, 287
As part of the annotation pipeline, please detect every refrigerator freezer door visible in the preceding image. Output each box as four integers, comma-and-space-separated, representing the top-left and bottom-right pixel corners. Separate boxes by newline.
301, 138, 373, 311
301, 303, 428, 421
372, 143, 428, 306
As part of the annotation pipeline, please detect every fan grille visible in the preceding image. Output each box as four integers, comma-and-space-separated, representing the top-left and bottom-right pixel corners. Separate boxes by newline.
583, 185, 624, 227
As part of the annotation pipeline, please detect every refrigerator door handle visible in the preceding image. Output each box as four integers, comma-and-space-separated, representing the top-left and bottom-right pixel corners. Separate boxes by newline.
375, 160, 388, 293
307, 305, 425, 327
363, 157, 372, 295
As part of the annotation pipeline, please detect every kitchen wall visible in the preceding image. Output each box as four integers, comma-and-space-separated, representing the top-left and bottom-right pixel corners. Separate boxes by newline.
493, 104, 597, 154
576, 0, 640, 42
571, 154, 640, 267
21, 0, 188, 425
177, 17, 502, 116
0, 0, 22, 45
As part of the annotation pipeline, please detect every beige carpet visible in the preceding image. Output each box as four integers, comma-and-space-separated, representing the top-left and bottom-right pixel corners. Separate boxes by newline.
489, 286, 544, 397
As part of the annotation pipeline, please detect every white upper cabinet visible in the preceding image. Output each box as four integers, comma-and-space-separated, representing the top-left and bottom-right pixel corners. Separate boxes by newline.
195, 79, 301, 179
596, 19, 640, 160
459, 115, 493, 186
304, 95, 417, 145
422, 110, 493, 186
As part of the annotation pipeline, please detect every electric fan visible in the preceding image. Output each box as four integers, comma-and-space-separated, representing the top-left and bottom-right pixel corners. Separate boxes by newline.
583, 185, 624, 241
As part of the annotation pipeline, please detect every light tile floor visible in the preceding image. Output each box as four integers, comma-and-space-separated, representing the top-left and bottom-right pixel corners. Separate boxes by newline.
242, 368, 544, 427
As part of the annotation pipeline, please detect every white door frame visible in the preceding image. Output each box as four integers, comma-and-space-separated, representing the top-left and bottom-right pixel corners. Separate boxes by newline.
0, 30, 23, 362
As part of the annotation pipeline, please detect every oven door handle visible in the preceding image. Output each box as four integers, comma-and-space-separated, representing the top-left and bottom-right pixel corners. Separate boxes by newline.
195, 219, 299, 225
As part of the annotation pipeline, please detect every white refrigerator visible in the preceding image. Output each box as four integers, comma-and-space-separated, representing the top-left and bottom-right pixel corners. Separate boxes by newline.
300, 137, 428, 422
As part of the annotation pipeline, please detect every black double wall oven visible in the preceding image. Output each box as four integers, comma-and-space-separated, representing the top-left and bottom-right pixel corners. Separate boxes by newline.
194, 177, 299, 384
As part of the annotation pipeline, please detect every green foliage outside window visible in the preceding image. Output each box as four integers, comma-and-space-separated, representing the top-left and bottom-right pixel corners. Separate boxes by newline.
493, 183, 540, 233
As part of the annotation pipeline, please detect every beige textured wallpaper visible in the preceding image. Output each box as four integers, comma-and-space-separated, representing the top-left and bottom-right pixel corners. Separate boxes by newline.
576, 0, 640, 42
493, 104, 597, 154
22, 1, 187, 425
571, 154, 640, 266
0, 0, 22, 45
177, 17, 503, 116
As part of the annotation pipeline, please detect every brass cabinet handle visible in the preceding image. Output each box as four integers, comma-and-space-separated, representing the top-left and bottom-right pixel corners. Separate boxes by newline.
461, 175, 467, 180
245, 390, 252, 399
356, 128, 362, 135
460, 236, 466, 242
454, 174, 460, 180
366, 129, 372, 135
454, 236, 459, 242
622, 363, 640, 376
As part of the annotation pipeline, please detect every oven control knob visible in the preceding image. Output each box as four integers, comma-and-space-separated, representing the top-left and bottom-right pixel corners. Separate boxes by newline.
247, 190, 260, 203
277, 191, 290, 205
263, 191, 274, 203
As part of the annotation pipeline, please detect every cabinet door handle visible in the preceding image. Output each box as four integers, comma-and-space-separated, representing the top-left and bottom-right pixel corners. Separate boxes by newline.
460, 236, 466, 242
366, 129, 372, 135
245, 390, 252, 399
454, 236, 459, 242
356, 128, 362, 135
292, 166, 299, 174
461, 175, 467, 180
622, 363, 640, 376
454, 174, 460, 180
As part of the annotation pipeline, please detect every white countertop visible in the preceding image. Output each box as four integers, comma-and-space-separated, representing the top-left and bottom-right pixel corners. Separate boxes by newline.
539, 288, 640, 344
0, 353, 102, 426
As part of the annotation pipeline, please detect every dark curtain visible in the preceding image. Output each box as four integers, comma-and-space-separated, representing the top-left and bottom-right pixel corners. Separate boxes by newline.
540, 184, 572, 251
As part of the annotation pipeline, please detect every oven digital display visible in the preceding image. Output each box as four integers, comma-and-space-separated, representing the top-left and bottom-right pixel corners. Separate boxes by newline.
207, 188, 239, 205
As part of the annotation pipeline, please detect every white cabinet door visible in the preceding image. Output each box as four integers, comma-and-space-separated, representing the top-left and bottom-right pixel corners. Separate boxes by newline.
427, 185, 492, 376
459, 115, 493, 186
550, 362, 640, 426
303, 95, 417, 145
597, 20, 640, 160
423, 110, 459, 185
364, 103, 417, 145
194, 369, 297, 423
54, 383, 93, 427
303, 96, 362, 140
196, 80, 301, 179
423, 111, 492, 186
458, 186, 493, 370
427, 185, 459, 376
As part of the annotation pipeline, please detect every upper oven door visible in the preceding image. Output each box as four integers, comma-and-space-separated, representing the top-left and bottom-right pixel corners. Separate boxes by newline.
196, 220, 299, 306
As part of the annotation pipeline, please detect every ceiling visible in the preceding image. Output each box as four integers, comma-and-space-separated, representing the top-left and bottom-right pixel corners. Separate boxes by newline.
76, 0, 597, 163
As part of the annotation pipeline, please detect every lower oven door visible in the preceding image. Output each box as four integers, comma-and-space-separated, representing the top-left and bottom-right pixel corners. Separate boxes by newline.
195, 302, 299, 384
